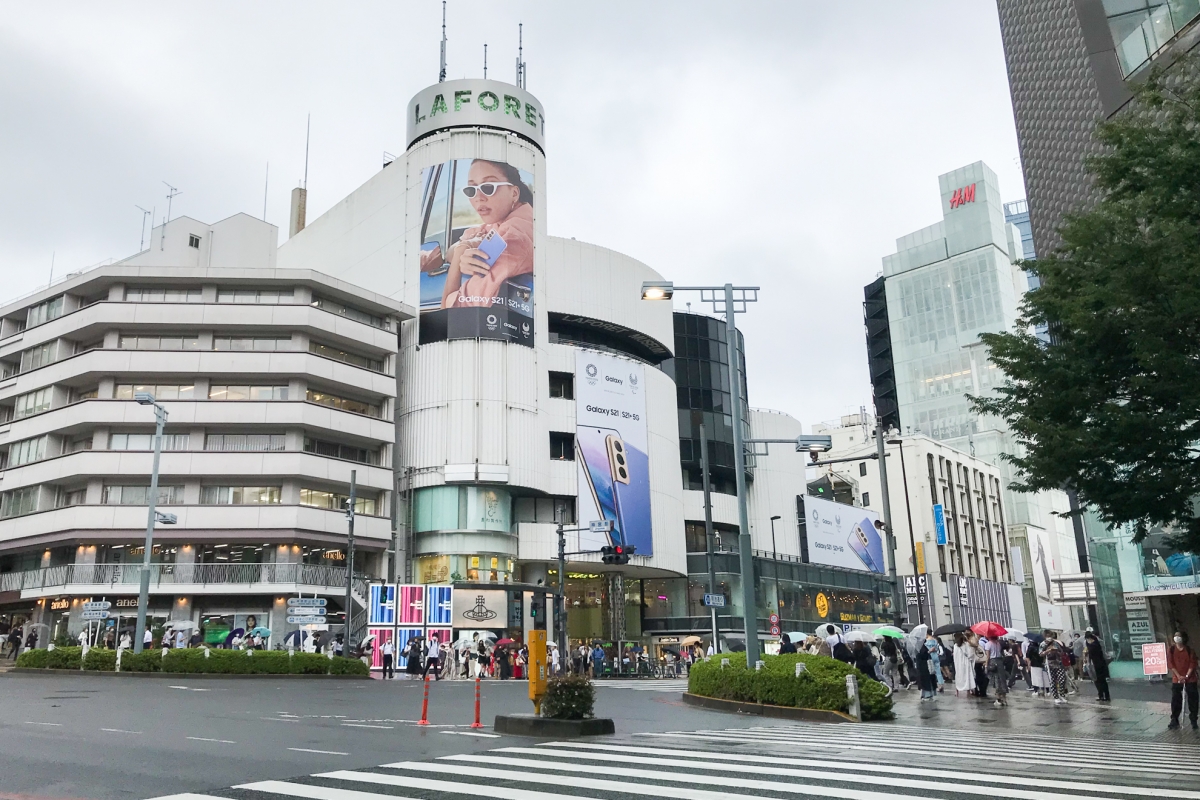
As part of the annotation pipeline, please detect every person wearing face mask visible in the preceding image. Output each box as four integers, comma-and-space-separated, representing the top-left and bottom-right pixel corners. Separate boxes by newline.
1082, 631, 1110, 702
1167, 631, 1198, 730
440, 159, 534, 310
1039, 630, 1069, 705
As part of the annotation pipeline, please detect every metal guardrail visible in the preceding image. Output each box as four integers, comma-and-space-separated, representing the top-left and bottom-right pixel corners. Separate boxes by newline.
0, 562, 368, 597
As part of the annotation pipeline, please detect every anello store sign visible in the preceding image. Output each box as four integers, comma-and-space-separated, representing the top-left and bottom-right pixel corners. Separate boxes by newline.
407, 79, 546, 151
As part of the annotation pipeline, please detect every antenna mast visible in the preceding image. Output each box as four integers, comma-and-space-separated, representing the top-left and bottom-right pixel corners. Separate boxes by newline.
162, 182, 180, 250
483, 43, 487, 79
263, 162, 269, 221
135, 205, 151, 251
515, 23, 526, 88
438, 1, 447, 82
304, 113, 310, 189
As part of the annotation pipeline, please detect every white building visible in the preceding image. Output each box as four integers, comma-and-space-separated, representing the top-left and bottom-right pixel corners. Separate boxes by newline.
0, 212, 411, 645
813, 415, 1034, 631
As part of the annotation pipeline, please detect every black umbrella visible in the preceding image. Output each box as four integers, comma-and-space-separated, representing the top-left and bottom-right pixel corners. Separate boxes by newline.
1024, 632, 1044, 644
933, 623, 970, 636
725, 640, 747, 652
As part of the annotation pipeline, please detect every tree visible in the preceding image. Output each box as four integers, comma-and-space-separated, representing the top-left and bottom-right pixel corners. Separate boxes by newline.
971, 57, 1200, 552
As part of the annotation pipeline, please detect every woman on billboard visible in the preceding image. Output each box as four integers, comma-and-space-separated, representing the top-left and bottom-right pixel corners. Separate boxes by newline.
440, 159, 534, 309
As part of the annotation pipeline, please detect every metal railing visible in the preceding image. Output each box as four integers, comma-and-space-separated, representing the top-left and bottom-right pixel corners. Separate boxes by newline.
0, 562, 368, 597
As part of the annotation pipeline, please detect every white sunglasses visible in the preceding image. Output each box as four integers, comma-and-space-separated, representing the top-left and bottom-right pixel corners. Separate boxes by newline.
462, 182, 515, 198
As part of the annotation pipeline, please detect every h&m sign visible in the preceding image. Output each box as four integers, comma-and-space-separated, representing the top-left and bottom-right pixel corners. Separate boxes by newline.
949, 183, 977, 209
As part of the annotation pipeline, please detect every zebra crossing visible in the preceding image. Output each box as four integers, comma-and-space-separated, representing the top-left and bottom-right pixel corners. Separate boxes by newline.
150, 723, 1199, 800
593, 678, 689, 691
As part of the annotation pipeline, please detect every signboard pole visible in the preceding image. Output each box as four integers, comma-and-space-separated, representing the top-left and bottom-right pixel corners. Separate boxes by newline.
891, 438, 923, 626
699, 423, 720, 654
345, 470, 357, 648
875, 422, 902, 625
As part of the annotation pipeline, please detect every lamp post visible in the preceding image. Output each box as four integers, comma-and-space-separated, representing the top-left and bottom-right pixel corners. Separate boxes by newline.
345, 470, 357, 647
698, 423, 719, 653
887, 437, 923, 625
874, 421, 903, 625
132, 392, 168, 654
643, 281, 761, 663
769, 515, 782, 614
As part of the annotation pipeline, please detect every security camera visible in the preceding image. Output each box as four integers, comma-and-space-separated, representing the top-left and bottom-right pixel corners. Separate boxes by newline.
809, 450, 820, 464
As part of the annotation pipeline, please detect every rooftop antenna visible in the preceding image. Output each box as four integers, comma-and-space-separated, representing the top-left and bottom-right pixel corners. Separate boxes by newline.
263, 162, 269, 220
48, 251, 55, 288
162, 182, 180, 250
303, 113, 310, 190
515, 23, 526, 88
483, 43, 487, 79
135, 205, 152, 251
438, 1, 447, 82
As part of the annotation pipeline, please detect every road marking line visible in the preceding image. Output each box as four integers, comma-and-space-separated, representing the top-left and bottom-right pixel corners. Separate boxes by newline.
260, 717, 301, 723
314, 771, 575, 800
288, 747, 350, 755
187, 737, 237, 744
440, 730, 500, 738
234, 780, 418, 800
340, 723, 394, 729
23, 721, 62, 726
101, 728, 143, 734
146, 794, 233, 800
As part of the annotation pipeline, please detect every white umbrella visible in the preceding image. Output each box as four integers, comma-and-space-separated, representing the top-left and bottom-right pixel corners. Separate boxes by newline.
814, 624, 842, 639
164, 620, 196, 631
908, 624, 929, 641
1002, 629, 1026, 641
844, 630, 874, 643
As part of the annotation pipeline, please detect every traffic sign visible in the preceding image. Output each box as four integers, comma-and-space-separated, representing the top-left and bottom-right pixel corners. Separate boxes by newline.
769, 613, 780, 626
287, 616, 327, 625
289, 598, 327, 607
770, 625, 781, 636
287, 606, 321, 616
80, 610, 110, 621
589, 519, 613, 533
702, 594, 726, 608
82, 601, 111, 611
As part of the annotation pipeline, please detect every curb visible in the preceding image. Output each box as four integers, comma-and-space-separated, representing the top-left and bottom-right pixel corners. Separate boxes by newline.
9, 668, 369, 679
494, 714, 616, 737
681, 692, 857, 723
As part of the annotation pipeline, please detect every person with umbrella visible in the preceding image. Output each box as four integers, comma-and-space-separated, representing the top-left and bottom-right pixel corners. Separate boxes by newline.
1167, 630, 1198, 729
923, 630, 945, 694
951, 632, 977, 696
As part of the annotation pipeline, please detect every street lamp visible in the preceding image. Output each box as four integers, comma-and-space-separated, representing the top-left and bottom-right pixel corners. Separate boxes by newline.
132, 392, 168, 654
769, 515, 782, 614
887, 437, 923, 625
643, 280, 762, 663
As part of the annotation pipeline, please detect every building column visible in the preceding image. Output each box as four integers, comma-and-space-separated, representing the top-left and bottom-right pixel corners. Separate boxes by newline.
608, 574, 626, 643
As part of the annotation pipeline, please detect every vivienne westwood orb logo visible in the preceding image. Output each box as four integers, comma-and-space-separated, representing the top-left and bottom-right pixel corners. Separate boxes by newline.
462, 595, 498, 622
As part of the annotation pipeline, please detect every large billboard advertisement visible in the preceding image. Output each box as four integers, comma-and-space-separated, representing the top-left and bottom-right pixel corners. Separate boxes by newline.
575, 350, 652, 556
418, 157, 534, 347
804, 495, 885, 574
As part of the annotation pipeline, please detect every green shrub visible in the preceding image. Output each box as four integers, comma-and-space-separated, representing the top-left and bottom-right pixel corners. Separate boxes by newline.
329, 655, 369, 676
162, 648, 211, 674
119, 650, 162, 672
290, 652, 331, 674
245, 651, 290, 674
688, 651, 893, 721
16, 648, 49, 668
83, 647, 117, 671
44, 646, 83, 670
541, 674, 596, 720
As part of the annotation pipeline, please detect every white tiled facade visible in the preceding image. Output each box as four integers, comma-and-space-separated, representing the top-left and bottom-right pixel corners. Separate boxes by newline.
0, 213, 412, 643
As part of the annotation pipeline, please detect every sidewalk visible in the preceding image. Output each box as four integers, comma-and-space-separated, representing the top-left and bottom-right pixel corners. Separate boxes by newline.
885, 677, 1189, 741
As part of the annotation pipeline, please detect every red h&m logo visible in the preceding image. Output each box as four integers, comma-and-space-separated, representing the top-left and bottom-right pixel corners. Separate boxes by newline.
949, 183, 977, 209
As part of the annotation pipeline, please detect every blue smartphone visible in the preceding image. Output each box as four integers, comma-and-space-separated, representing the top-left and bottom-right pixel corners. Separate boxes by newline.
461, 230, 507, 287
576, 427, 623, 547
848, 517, 885, 573
611, 438, 652, 557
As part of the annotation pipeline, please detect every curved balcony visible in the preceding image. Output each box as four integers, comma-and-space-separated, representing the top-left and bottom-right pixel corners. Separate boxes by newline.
2, 562, 369, 602
0, 399, 393, 447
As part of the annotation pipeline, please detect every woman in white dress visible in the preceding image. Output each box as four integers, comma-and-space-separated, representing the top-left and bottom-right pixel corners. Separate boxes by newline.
952, 632, 978, 696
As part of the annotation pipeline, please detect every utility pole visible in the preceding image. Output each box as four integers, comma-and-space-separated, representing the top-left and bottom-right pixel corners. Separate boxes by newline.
699, 423, 719, 653
345, 470, 357, 646
132, 394, 168, 654
889, 438, 923, 625
875, 422, 902, 624
556, 521, 567, 657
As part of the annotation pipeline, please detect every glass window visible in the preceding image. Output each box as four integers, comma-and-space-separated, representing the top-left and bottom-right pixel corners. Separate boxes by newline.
114, 384, 196, 401
199, 486, 281, 505
14, 387, 53, 418
302, 437, 377, 464
109, 433, 189, 451
309, 295, 389, 329
304, 389, 379, 416
308, 341, 384, 372
26, 296, 65, 328
212, 336, 293, 351
216, 289, 292, 304
7, 435, 48, 467
549, 432, 575, 461
117, 334, 201, 351
102, 485, 183, 505
299, 488, 377, 515
207, 385, 288, 401
549, 372, 574, 399
59, 488, 87, 507
204, 434, 286, 452
124, 288, 202, 303
0, 486, 41, 518
19, 341, 58, 372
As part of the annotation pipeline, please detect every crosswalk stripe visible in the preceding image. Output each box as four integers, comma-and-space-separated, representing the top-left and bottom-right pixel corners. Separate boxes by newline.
146, 794, 231, 800
522, 744, 1200, 799
314, 769, 585, 800
435, 752, 1136, 800
636, 731, 1196, 775
697, 726, 1187, 767
233, 781, 412, 800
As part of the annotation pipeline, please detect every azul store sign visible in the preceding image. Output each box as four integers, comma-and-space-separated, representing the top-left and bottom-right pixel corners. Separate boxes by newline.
407, 79, 546, 151
949, 183, 977, 209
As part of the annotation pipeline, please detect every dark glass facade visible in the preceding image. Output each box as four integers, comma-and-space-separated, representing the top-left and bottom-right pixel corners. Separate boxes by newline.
662, 311, 750, 496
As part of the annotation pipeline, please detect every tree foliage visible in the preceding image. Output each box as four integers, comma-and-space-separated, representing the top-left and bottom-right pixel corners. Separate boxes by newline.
971, 57, 1200, 551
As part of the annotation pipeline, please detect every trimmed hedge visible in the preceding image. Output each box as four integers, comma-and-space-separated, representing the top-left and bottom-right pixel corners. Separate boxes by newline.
17, 646, 368, 677
688, 651, 894, 721
542, 674, 596, 720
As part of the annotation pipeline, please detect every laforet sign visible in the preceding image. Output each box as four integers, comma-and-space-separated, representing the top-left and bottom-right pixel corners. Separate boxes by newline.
407, 79, 546, 151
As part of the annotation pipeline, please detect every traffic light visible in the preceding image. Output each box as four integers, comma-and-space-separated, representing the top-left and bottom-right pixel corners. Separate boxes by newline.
602, 544, 637, 565
601, 545, 615, 564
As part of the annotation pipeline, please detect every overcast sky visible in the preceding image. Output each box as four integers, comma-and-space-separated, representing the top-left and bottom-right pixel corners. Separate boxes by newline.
0, 2, 1023, 430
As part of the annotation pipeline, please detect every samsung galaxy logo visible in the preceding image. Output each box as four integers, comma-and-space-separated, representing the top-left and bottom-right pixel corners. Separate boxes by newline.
605, 376, 623, 385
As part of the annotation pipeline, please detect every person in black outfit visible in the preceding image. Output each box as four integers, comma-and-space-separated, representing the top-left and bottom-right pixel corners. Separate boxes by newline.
779, 634, 797, 655
1084, 632, 1111, 701
852, 641, 878, 681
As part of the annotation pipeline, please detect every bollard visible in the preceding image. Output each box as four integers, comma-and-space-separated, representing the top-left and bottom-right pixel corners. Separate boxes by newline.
470, 675, 483, 728
417, 673, 431, 726
794, 662, 807, 677
720, 658, 730, 669
755, 660, 765, 671
845, 673, 861, 722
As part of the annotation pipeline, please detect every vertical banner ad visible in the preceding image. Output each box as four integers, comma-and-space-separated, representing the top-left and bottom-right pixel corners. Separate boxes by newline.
575, 351, 653, 556
803, 494, 885, 574
418, 157, 535, 347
